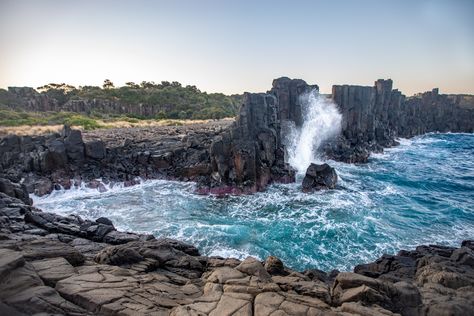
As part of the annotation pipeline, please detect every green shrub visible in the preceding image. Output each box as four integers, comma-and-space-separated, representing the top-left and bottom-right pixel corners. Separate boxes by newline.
64, 115, 102, 130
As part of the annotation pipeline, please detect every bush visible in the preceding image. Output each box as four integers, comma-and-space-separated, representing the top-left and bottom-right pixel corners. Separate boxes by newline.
64, 115, 102, 130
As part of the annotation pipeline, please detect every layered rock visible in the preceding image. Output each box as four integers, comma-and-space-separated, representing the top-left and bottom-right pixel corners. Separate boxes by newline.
0, 192, 473, 315
4, 87, 174, 118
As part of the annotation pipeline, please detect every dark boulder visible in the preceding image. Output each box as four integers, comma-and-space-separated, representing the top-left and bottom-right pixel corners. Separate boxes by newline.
0, 178, 32, 205
95, 217, 114, 227
84, 139, 106, 160
62, 125, 85, 162
264, 256, 287, 276
302, 163, 338, 192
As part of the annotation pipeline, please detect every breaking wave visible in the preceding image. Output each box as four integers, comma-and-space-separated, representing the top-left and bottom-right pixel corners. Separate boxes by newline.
284, 89, 342, 174
33, 133, 474, 271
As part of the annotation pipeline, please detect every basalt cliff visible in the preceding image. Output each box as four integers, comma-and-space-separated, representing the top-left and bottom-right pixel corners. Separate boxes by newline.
2, 77, 473, 195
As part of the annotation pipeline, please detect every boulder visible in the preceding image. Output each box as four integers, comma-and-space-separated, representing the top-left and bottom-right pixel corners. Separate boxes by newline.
264, 256, 287, 276
236, 257, 271, 281
84, 139, 106, 159
0, 178, 32, 205
62, 125, 85, 162
302, 163, 338, 192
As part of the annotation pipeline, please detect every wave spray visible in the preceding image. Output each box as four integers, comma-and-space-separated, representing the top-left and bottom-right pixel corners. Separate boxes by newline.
284, 90, 342, 174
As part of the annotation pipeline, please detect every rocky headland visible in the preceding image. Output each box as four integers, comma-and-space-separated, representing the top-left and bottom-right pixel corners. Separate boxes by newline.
2, 77, 473, 195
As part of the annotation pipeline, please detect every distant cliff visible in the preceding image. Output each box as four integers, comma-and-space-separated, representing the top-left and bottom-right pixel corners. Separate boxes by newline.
328, 80, 474, 162
1, 83, 241, 120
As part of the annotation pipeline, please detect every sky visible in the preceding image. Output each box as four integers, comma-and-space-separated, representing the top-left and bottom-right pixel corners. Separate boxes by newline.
0, 0, 473, 95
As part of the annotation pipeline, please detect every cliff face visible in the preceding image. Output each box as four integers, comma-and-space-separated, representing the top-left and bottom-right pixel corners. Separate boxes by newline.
327, 80, 474, 162
1, 78, 473, 194
5, 87, 173, 117
201, 77, 317, 193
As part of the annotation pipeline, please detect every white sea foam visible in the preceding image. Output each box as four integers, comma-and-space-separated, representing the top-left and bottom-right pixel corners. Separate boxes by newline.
30, 133, 474, 272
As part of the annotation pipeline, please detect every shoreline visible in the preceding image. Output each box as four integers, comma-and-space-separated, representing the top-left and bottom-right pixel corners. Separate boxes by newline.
0, 186, 473, 315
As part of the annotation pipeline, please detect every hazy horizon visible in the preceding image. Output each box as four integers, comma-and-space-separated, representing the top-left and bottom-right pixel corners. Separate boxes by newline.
1, 0, 473, 96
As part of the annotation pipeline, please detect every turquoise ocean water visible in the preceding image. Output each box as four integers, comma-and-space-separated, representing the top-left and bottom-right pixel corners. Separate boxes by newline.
34, 133, 474, 271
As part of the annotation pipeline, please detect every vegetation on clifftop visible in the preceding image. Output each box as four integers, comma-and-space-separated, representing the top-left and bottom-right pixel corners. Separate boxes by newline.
0, 80, 242, 122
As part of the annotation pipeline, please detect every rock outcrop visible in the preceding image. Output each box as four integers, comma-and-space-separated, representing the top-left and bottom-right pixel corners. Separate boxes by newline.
4, 86, 176, 118
0, 121, 230, 196
197, 77, 317, 193
0, 192, 473, 315
302, 163, 338, 192
1, 78, 473, 194
327, 80, 474, 162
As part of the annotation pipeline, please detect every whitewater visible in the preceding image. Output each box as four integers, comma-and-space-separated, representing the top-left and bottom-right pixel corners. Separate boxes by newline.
32, 90, 474, 272
33, 132, 474, 271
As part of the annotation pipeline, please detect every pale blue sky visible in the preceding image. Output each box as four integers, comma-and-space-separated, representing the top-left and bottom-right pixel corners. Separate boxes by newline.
0, 0, 473, 95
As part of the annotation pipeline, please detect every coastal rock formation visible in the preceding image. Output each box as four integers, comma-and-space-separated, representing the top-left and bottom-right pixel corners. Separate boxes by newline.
328, 80, 474, 162
198, 77, 317, 193
2, 77, 473, 194
0, 121, 231, 196
302, 163, 338, 192
0, 192, 473, 315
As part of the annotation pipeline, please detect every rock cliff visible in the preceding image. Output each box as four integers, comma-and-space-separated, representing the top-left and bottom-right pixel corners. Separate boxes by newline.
1, 77, 473, 193
327, 80, 474, 162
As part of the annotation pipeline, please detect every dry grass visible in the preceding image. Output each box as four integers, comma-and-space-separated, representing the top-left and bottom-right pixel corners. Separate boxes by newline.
0, 125, 64, 136
0, 117, 235, 137
98, 117, 233, 129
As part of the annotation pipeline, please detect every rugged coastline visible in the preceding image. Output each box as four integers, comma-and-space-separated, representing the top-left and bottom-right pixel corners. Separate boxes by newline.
2, 77, 473, 196
1, 77, 473, 315
0, 188, 473, 315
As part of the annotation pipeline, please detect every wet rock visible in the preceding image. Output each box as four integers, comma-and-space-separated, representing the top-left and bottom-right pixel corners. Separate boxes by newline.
95, 216, 114, 227
103, 230, 140, 244
450, 247, 474, 267
302, 163, 338, 192
85, 223, 115, 242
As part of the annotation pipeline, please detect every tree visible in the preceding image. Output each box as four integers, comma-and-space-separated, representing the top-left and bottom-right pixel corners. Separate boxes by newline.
140, 81, 156, 89
103, 79, 115, 90
125, 82, 140, 89
37, 83, 76, 93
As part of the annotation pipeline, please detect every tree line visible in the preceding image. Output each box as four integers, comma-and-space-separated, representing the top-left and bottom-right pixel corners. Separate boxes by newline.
35, 80, 242, 120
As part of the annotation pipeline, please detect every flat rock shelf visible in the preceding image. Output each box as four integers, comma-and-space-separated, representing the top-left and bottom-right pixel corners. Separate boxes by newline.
0, 190, 473, 315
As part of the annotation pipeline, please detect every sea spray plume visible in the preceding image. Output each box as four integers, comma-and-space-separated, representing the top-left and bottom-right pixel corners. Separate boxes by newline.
285, 90, 342, 174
